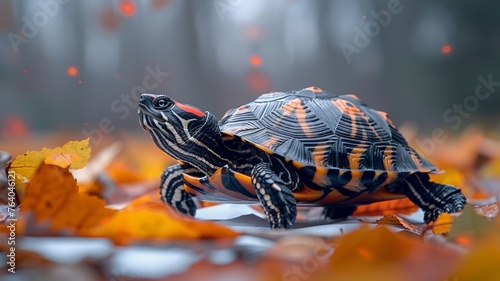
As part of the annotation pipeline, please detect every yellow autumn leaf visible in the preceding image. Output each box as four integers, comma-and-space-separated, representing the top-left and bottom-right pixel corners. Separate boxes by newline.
8, 139, 91, 197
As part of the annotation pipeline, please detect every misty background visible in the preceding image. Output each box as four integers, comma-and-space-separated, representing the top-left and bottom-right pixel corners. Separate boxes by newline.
1, 0, 499, 145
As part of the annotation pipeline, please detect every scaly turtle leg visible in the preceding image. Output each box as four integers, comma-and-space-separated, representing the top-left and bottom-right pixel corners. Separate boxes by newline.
398, 173, 466, 223
251, 162, 297, 229
160, 164, 197, 217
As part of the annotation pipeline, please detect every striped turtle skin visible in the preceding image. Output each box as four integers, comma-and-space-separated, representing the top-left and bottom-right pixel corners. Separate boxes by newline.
138, 87, 466, 229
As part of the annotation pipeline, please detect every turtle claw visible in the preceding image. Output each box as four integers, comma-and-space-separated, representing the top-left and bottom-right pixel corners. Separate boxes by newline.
424, 197, 466, 223
424, 208, 442, 223
252, 163, 297, 229
268, 190, 296, 229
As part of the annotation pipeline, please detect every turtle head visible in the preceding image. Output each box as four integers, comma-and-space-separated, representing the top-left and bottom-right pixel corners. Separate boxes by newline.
138, 93, 226, 173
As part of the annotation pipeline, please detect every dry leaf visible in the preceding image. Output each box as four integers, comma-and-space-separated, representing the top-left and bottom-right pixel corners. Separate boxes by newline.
19, 163, 116, 234
352, 198, 418, 216
9, 139, 91, 197
473, 201, 500, 218
85, 196, 238, 245
375, 214, 419, 233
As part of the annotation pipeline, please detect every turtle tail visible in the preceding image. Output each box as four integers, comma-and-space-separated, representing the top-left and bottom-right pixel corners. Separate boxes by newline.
399, 173, 466, 223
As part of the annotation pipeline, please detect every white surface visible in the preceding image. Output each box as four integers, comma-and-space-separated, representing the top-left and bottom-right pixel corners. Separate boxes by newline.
19, 237, 113, 263
195, 204, 266, 220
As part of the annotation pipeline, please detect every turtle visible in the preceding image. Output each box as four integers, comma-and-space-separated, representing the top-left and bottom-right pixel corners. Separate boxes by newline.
138, 86, 466, 229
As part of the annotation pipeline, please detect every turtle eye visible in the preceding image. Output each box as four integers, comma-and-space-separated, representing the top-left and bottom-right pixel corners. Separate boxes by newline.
153, 97, 173, 110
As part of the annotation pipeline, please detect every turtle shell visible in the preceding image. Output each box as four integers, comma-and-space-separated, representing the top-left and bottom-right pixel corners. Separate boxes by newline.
183, 86, 437, 205
219, 86, 436, 173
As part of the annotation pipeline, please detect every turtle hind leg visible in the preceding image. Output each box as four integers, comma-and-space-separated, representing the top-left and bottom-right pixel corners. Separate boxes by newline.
399, 173, 466, 223
251, 162, 297, 229
160, 164, 197, 217
322, 206, 357, 220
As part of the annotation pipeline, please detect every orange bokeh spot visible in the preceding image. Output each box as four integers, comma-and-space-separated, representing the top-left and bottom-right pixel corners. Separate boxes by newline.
441, 44, 452, 55
100, 6, 121, 32
356, 247, 373, 260
455, 234, 472, 246
244, 25, 262, 39
249, 55, 262, 67
245, 70, 270, 93
66, 66, 79, 77
2, 116, 29, 138
120, 0, 136, 16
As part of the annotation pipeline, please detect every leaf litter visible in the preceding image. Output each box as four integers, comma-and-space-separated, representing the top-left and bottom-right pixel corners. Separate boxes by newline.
0, 129, 499, 280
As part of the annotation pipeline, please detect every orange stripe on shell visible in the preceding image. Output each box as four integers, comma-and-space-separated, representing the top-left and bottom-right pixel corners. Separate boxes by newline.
294, 99, 314, 137
261, 136, 280, 150
331, 99, 363, 139
345, 170, 363, 189
311, 144, 329, 166
311, 166, 331, 187
348, 145, 368, 170
378, 111, 395, 127
383, 146, 395, 171
305, 86, 323, 93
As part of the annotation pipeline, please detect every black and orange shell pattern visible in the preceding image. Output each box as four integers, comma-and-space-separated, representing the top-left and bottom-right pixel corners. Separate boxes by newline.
183, 87, 438, 206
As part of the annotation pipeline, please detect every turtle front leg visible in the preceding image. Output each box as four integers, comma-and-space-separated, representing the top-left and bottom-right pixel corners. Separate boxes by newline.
160, 164, 197, 217
251, 162, 297, 229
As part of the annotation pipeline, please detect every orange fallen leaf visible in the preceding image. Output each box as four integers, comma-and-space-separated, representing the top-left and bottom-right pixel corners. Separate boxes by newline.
125, 192, 162, 209
19, 163, 116, 234
327, 226, 462, 281
431, 213, 454, 235
375, 214, 419, 233
352, 198, 418, 216
85, 201, 238, 245
328, 226, 416, 281
9, 139, 91, 197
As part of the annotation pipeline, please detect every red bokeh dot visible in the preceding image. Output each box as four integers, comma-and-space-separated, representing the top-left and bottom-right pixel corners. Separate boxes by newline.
441, 44, 452, 55
67, 66, 79, 77
245, 70, 270, 93
249, 55, 262, 68
120, 0, 136, 16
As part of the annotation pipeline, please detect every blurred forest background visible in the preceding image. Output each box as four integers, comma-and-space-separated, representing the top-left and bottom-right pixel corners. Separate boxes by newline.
1, 0, 499, 150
